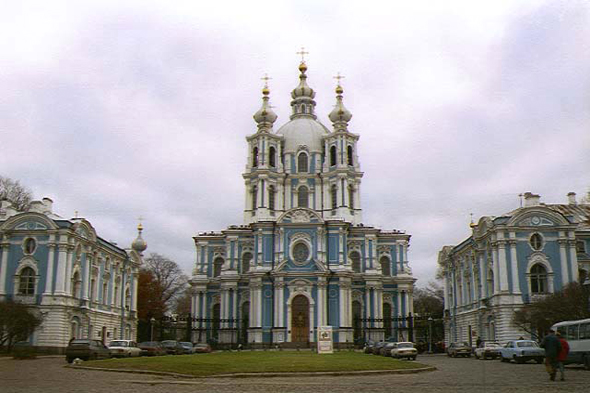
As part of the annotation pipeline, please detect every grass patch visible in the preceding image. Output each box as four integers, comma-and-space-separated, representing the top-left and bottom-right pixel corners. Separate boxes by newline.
84, 351, 428, 377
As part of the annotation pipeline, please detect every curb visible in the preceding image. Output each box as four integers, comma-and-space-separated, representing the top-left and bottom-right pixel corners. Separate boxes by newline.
66, 365, 437, 379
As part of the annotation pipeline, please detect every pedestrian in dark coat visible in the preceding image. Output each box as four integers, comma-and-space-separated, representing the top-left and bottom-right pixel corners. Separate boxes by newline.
556, 332, 570, 381
540, 329, 562, 381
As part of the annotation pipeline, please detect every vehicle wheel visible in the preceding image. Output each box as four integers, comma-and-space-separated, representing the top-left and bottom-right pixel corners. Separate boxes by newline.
66, 357, 73, 363
467, 354, 471, 358
515, 357, 524, 364
501, 356, 508, 363
474, 353, 478, 359
583, 355, 590, 370
412, 356, 417, 361
536, 358, 543, 364
92, 353, 98, 360
447, 353, 451, 357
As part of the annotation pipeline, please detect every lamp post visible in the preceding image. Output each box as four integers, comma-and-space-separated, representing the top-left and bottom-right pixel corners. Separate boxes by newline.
150, 317, 156, 341
428, 316, 433, 353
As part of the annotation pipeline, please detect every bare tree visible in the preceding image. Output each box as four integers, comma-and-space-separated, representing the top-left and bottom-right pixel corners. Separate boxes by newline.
142, 253, 188, 310
0, 176, 33, 211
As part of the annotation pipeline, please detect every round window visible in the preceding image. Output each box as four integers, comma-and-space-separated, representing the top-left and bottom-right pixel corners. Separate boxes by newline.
293, 243, 310, 264
530, 233, 543, 251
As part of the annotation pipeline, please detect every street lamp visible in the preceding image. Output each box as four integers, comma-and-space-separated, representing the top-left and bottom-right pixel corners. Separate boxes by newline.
150, 317, 156, 341
428, 317, 433, 354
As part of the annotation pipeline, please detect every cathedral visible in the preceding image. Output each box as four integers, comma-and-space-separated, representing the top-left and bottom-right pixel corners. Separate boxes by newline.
190, 60, 416, 347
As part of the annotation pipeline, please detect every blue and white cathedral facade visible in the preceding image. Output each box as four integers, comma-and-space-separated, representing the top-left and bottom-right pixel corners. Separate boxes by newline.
190, 61, 416, 347
439, 192, 590, 344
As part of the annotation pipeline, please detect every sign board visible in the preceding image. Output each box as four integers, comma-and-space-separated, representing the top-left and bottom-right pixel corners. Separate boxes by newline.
317, 326, 333, 354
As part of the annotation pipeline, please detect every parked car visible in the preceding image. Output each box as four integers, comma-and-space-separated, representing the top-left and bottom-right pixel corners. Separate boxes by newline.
500, 340, 544, 364
193, 343, 212, 353
138, 341, 166, 356
160, 340, 183, 355
179, 341, 194, 354
381, 342, 397, 357
390, 342, 418, 360
447, 342, 472, 358
65, 339, 111, 362
108, 340, 142, 358
363, 340, 375, 354
372, 341, 387, 355
474, 341, 501, 360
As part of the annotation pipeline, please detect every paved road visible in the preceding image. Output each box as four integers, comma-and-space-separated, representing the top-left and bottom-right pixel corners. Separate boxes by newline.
1, 354, 589, 392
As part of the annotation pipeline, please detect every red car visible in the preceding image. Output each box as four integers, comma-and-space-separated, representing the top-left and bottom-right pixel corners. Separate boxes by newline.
193, 343, 212, 353
138, 341, 166, 356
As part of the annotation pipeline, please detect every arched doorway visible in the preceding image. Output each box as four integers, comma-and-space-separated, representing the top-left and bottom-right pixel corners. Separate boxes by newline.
352, 300, 362, 342
291, 295, 309, 343
240, 301, 249, 344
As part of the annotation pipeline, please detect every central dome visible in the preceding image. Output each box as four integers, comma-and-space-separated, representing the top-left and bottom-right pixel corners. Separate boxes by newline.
276, 118, 330, 153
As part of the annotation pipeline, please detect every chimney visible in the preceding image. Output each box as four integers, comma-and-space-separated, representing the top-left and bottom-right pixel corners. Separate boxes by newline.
523, 192, 541, 207
42, 197, 53, 213
567, 192, 576, 205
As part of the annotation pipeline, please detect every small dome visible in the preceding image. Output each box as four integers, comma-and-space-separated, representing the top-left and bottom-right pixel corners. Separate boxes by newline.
253, 86, 277, 126
328, 84, 352, 125
276, 118, 330, 153
131, 223, 147, 253
291, 62, 315, 100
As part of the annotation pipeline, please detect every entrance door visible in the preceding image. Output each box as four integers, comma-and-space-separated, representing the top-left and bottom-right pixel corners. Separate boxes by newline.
291, 295, 309, 343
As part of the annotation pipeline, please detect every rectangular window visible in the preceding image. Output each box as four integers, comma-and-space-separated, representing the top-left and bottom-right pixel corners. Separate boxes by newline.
579, 323, 590, 340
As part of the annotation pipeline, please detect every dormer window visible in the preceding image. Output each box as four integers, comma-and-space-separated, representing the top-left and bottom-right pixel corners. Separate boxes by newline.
297, 152, 308, 173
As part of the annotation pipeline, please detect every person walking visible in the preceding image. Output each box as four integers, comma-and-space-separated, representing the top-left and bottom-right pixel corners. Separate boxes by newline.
540, 329, 562, 381
556, 332, 570, 381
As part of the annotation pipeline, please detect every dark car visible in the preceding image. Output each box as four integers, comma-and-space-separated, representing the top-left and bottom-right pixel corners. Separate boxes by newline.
380, 342, 397, 356
179, 341, 194, 354
363, 340, 375, 354
160, 340, 183, 355
138, 341, 166, 356
372, 341, 387, 355
65, 339, 111, 362
447, 342, 472, 358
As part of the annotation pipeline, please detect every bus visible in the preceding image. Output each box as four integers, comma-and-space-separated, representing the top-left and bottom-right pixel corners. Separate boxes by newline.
551, 318, 590, 369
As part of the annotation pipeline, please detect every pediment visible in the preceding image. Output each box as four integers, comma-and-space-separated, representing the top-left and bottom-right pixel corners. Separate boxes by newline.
278, 208, 323, 224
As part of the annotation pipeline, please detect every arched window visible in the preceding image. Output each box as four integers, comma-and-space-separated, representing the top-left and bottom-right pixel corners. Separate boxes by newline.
348, 186, 354, 209
269, 146, 276, 168
72, 272, 81, 299
251, 186, 257, 211
380, 257, 391, 276
90, 278, 96, 303
252, 147, 258, 167
347, 145, 353, 166
530, 264, 548, 293
124, 287, 130, 310
298, 152, 308, 173
213, 258, 224, 277
242, 253, 252, 274
530, 233, 543, 251
330, 146, 337, 166
350, 252, 361, 273
19, 267, 35, 295
268, 185, 275, 210
298, 186, 309, 208
331, 184, 338, 209
102, 281, 109, 305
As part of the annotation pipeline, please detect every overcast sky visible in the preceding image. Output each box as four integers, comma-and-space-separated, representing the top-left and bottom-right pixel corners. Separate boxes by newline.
2, 0, 589, 286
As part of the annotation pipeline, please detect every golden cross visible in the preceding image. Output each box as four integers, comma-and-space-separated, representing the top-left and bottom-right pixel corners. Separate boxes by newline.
333, 72, 345, 84
74, 210, 78, 218
296, 47, 309, 62
261, 73, 272, 87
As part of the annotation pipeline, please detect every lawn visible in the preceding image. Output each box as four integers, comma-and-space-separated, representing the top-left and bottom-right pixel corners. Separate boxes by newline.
83, 351, 429, 377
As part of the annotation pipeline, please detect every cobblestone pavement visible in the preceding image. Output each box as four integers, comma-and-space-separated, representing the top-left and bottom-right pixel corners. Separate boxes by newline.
1, 354, 589, 392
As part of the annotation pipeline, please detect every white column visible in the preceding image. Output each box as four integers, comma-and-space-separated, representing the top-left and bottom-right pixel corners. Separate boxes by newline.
407, 290, 413, 315
497, 240, 509, 292
256, 286, 262, 327
559, 239, 569, 285
492, 246, 499, 294
569, 240, 579, 283
285, 179, 292, 210
55, 243, 68, 295
317, 282, 325, 326
132, 273, 139, 312
65, 248, 73, 295
396, 291, 401, 317
277, 282, 285, 327
509, 240, 520, 293
375, 288, 383, 328
44, 242, 56, 295
232, 289, 237, 323
478, 254, 485, 299
0, 242, 9, 295
82, 254, 90, 301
